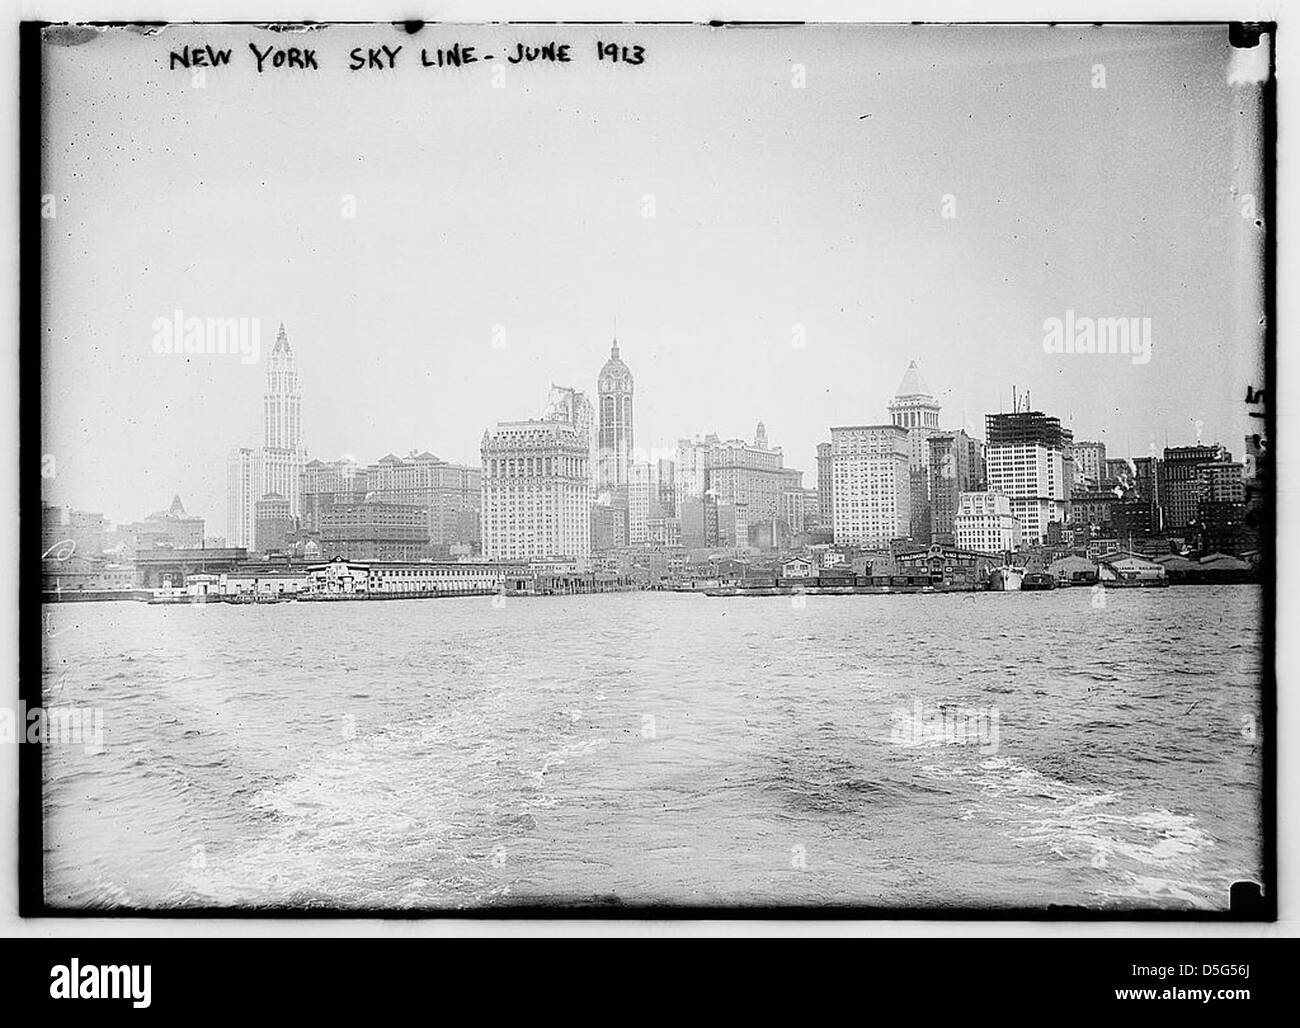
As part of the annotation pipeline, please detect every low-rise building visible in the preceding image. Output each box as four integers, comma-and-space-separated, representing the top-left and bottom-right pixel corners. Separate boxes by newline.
221, 567, 310, 596
952, 490, 1021, 554
306, 558, 371, 595
1097, 552, 1167, 583
894, 544, 997, 587
42, 555, 137, 594
1085, 537, 1121, 560
133, 547, 249, 588
367, 560, 529, 595
183, 573, 223, 598
1046, 554, 1098, 586
780, 556, 814, 578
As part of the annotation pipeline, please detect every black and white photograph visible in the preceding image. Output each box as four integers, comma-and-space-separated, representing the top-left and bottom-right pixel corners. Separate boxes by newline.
11, 5, 1288, 958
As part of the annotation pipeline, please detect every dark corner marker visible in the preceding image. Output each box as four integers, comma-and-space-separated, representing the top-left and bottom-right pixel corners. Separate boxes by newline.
1229, 881, 1266, 917
1228, 23, 1265, 49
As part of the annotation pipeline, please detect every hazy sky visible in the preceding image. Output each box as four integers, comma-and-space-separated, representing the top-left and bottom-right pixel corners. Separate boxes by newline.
40, 23, 1265, 528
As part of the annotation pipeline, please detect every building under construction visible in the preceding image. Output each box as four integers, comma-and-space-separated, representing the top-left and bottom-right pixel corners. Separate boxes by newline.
984, 410, 1071, 450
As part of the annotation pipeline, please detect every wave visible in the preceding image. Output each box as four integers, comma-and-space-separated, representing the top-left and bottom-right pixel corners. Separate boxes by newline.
923, 755, 1227, 909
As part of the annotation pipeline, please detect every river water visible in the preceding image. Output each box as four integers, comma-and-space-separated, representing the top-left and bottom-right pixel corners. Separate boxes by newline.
41, 586, 1264, 912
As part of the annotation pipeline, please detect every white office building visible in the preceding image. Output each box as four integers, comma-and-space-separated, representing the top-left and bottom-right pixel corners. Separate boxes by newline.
953, 490, 1023, 553
829, 424, 911, 548
984, 411, 1069, 546
481, 419, 592, 560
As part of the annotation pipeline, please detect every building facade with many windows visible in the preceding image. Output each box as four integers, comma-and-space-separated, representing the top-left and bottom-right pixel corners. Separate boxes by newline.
1199, 459, 1245, 504
888, 361, 942, 543
319, 499, 428, 561
366, 451, 482, 551
928, 431, 986, 546
481, 419, 592, 560
984, 410, 1069, 546
260, 324, 306, 518
130, 494, 205, 550
253, 492, 293, 553
627, 460, 654, 545
674, 435, 714, 514
952, 490, 1022, 554
227, 446, 262, 550
704, 423, 796, 526
829, 424, 911, 548
1069, 440, 1107, 491
1159, 444, 1231, 529
596, 341, 634, 497
816, 441, 834, 528
227, 324, 307, 547
299, 458, 368, 532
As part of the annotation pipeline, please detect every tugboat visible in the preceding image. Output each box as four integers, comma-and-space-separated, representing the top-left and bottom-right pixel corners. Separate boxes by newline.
1021, 571, 1057, 591
987, 566, 1025, 591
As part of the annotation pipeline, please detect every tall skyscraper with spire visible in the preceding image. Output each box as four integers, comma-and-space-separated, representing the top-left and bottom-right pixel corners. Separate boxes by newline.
264, 323, 302, 451
596, 339, 634, 497
260, 324, 306, 520
227, 323, 307, 549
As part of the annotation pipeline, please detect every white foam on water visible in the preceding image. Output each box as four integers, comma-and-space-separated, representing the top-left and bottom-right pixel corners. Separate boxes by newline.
532, 736, 611, 786
923, 754, 1224, 909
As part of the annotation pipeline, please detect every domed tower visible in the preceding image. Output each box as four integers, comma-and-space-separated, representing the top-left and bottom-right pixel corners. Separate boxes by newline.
597, 339, 634, 494
887, 360, 941, 433
887, 360, 942, 544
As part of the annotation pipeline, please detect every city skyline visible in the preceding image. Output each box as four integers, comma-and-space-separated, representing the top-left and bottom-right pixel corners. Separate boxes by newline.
40, 23, 1260, 530
43, 328, 1248, 533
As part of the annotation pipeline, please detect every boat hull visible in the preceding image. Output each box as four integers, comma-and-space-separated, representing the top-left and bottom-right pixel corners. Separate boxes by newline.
988, 567, 1024, 591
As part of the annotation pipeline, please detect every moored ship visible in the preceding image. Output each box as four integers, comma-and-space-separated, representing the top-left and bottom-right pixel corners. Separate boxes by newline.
987, 566, 1025, 591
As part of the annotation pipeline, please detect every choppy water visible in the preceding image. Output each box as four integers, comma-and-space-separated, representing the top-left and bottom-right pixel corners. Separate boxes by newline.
41, 586, 1263, 911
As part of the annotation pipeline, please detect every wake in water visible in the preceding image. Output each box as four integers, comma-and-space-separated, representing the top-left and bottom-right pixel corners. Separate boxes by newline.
41, 589, 1264, 910
922, 755, 1237, 910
